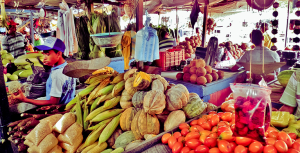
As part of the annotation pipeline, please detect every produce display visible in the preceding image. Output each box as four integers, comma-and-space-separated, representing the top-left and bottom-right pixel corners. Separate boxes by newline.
7, 104, 66, 152
176, 59, 225, 85
162, 110, 300, 153
176, 36, 201, 59
2, 51, 44, 81
219, 42, 245, 60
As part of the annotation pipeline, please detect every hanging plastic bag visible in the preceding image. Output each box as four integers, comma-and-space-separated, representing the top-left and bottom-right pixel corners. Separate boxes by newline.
215, 51, 236, 69
230, 83, 272, 141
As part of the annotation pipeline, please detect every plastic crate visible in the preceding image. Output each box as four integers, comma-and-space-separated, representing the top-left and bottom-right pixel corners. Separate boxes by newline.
156, 49, 185, 71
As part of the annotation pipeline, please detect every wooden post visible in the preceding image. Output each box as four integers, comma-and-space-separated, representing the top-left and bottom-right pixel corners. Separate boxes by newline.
136, 0, 143, 71
201, 0, 209, 47
87, 0, 94, 17
285, 1, 290, 48
30, 11, 34, 46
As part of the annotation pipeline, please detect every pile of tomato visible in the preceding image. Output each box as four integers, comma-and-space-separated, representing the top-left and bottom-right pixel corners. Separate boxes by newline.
161, 111, 300, 153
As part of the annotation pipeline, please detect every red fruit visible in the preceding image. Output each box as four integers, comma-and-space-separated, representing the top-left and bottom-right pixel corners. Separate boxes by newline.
230, 124, 235, 132
268, 131, 279, 139
238, 126, 248, 136
178, 136, 185, 143
236, 122, 245, 129
191, 120, 199, 126
172, 142, 183, 153
289, 133, 297, 140
217, 112, 224, 118
189, 151, 195, 153
218, 126, 232, 136
168, 136, 177, 148
181, 128, 190, 136
190, 125, 204, 132
249, 141, 263, 153
186, 139, 202, 150
263, 145, 277, 153
201, 122, 212, 130
204, 137, 217, 148
234, 145, 248, 153
278, 131, 293, 148
288, 149, 300, 153
235, 137, 253, 146
209, 111, 218, 115
219, 132, 233, 141
185, 132, 200, 141
162, 133, 172, 144
180, 147, 191, 153
198, 118, 206, 125
220, 112, 232, 122
195, 145, 209, 153
209, 147, 221, 153
179, 123, 190, 130
274, 140, 288, 153
218, 140, 234, 153
292, 141, 300, 151
210, 115, 220, 126
173, 132, 182, 139
265, 138, 277, 145
211, 126, 218, 133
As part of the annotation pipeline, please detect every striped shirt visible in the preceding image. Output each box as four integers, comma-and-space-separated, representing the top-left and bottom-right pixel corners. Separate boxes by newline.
280, 70, 300, 118
159, 38, 176, 51
2, 32, 26, 58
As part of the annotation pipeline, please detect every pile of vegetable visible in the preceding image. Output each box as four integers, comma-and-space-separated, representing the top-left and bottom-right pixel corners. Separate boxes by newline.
176, 36, 202, 59
162, 110, 300, 153
176, 59, 225, 85
7, 104, 66, 152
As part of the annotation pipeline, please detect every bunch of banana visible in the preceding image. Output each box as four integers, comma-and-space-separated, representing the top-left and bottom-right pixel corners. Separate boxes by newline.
282, 114, 300, 137
64, 68, 127, 152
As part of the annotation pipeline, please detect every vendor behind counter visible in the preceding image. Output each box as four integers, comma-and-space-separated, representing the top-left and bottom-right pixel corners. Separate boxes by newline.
12, 37, 77, 106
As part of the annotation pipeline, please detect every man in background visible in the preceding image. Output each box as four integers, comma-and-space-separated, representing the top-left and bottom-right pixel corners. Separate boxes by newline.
2, 20, 27, 58
159, 30, 176, 51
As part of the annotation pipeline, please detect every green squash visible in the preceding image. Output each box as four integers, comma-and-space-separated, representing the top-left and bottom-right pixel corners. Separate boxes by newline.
182, 93, 207, 119
132, 91, 147, 109
114, 131, 136, 149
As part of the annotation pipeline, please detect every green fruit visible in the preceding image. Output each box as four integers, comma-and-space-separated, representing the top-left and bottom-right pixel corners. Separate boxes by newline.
10, 59, 14, 63
24, 65, 31, 70
8, 74, 18, 81
115, 131, 136, 149
19, 69, 33, 78
6, 73, 11, 77
0, 50, 7, 55
5, 53, 14, 61
3, 74, 7, 82
13, 70, 24, 76
278, 70, 296, 87
2, 59, 10, 66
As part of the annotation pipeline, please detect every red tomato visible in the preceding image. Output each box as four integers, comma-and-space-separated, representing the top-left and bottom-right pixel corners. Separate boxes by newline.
168, 136, 177, 148
292, 141, 300, 151
198, 118, 206, 125
249, 141, 263, 153
179, 123, 190, 130
230, 123, 235, 132
221, 112, 232, 122
265, 138, 277, 146
185, 132, 200, 141
278, 131, 293, 148
288, 149, 300, 153
172, 142, 183, 153
296, 139, 300, 143
201, 122, 212, 131
181, 128, 190, 136
235, 137, 253, 146
162, 133, 172, 144
199, 130, 211, 144
191, 120, 199, 126
207, 114, 213, 120
218, 121, 230, 128
178, 136, 185, 143
263, 145, 277, 153
173, 132, 182, 139
210, 115, 220, 126
218, 126, 232, 136
208, 132, 218, 138
268, 131, 279, 139
190, 125, 204, 132
274, 140, 288, 153
186, 139, 202, 150
204, 137, 217, 148
180, 147, 191, 153
209, 147, 221, 153
219, 132, 233, 141
217, 112, 224, 118
218, 140, 234, 153
209, 111, 218, 115
289, 133, 297, 140
234, 145, 248, 153
188, 151, 195, 153
229, 142, 237, 149
195, 145, 209, 153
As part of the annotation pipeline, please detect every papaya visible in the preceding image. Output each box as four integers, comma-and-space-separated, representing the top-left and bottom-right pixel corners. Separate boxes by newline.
278, 70, 295, 87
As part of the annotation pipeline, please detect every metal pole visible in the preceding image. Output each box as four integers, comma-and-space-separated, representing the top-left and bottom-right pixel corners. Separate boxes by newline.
136, 0, 143, 71
30, 11, 34, 46
201, 0, 209, 47
285, 1, 290, 48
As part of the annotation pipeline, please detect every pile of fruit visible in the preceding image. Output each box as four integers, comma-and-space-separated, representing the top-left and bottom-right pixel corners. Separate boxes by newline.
1, 51, 44, 82
176, 59, 225, 85
219, 42, 245, 60
162, 110, 300, 153
176, 36, 202, 59
7, 104, 66, 152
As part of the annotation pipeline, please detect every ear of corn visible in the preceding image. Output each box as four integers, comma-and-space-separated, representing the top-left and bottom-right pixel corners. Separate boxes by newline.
76, 101, 83, 126
97, 92, 119, 105
85, 96, 121, 121
112, 80, 125, 97
85, 74, 112, 84
100, 149, 113, 153
91, 109, 124, 122
78, 81, 100, 97
94, 84, 115, 99
110, 73, 124, 84
77, 120, 110, 152
87, 118, 113, 131
98, 114, 122, 145
111, 147, 125, 153
87, 78, 111, 104
92, 67, 114, 75
80, 142, 98, 153
83, 105, 89, 130
86, 142, 107, 153
65, 96, 79, 110
90, 97, 101, 112
65, 103, 76, 111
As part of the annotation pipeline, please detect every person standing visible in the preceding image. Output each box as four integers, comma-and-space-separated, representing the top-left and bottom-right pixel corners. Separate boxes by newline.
1, 20, 27, 58
260, 23, 274, 49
